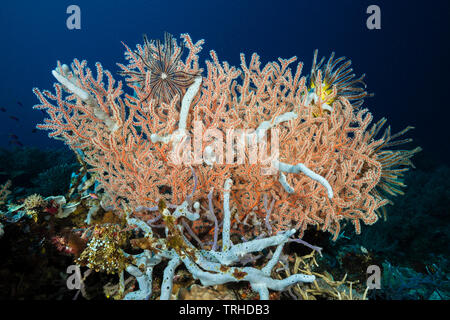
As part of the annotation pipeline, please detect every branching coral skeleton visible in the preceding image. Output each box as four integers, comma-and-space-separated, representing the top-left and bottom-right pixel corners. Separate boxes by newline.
122, 178, 315, 300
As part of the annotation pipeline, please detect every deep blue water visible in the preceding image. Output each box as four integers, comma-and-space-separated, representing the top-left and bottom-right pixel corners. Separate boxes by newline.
0, 0, 449, 164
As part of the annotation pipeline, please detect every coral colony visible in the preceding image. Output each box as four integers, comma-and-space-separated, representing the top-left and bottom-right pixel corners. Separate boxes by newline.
26, 32, 420, 300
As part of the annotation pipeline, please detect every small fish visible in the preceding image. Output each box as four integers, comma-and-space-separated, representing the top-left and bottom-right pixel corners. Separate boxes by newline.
9, 140, 23, 147
9, 134, 19, 140
32, 128, 38, 133
0, 107, 6, 112
17, 101, 23, 107
88, 193, 99, 200
9, 116, 19, 121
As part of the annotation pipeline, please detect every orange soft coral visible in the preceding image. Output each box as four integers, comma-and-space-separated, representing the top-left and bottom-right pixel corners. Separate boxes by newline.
33, 33, 419, 244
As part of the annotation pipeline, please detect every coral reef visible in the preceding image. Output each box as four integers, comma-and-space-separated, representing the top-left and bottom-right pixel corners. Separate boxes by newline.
0, 33, 426, 300
28, 32, 421, 300
0, 147, 78, 197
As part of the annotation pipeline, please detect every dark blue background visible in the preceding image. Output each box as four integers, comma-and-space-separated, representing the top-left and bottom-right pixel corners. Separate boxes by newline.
0, 0, 449, 164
